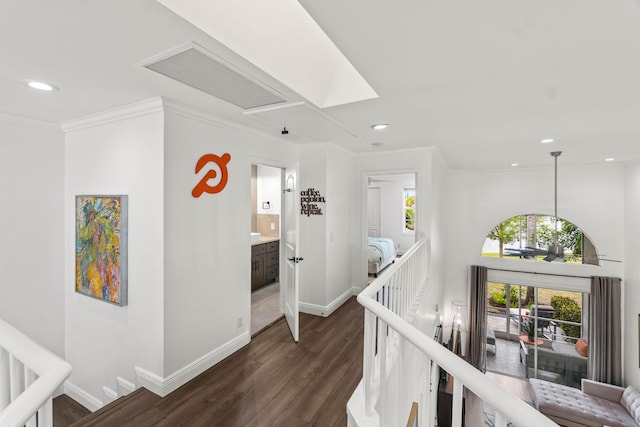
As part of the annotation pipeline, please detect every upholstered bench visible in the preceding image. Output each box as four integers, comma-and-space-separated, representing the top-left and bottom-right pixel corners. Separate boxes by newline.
529, 378, 640, 427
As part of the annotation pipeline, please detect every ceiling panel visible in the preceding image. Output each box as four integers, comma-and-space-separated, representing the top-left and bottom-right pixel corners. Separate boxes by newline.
143, 42, 286, 110
244, 102, 359, 143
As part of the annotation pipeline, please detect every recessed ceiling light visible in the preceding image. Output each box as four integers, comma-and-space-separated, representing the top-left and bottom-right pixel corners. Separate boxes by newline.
25, 80, 59, 91
371, 124, 389, 131
540, 138, 554, 144
511, 163, 519, 167
605, 158, 615, 162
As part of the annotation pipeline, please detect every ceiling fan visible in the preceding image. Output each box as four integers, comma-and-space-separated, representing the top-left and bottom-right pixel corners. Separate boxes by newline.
503, 151, 621, 264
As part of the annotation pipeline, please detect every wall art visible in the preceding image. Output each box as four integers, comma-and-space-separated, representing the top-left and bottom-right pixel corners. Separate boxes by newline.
75, 195, 128, 306
192, 153, 231, 197
300, 187, 326, 216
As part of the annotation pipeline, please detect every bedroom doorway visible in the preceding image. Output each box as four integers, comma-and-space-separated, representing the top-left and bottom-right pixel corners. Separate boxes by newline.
366, 173, 417, 281
250, 163, 284, 336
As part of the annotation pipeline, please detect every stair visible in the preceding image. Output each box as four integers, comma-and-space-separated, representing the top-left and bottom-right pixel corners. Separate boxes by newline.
69, 388, 161, 426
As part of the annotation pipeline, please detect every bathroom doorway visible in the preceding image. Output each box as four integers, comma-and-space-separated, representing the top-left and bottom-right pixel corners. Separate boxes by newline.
250, 163, 284, 335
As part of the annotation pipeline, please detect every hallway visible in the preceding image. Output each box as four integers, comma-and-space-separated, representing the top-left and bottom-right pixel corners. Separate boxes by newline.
55, 297, 364, 426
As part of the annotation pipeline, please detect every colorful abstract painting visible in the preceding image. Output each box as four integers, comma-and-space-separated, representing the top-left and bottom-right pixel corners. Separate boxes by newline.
75, 195, 128, 306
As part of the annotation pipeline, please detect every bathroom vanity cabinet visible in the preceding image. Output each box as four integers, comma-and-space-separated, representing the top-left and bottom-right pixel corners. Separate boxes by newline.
251, 240, 279, 291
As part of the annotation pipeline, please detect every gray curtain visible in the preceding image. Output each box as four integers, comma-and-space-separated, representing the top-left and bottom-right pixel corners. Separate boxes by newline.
589, 276, 622, 386
468, 265, 488, 371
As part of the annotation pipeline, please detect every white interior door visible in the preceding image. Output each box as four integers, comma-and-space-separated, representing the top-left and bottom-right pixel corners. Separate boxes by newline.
283, 164, 300, 342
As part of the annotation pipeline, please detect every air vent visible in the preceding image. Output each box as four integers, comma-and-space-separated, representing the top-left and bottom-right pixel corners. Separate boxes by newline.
143, 42, 286, 110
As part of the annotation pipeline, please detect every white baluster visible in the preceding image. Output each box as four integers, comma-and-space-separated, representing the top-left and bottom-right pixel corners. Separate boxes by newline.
38, 397, 54, 427
379, 317, 387, 424
9, 354, 25, 402
363, 309, 375, 416
451, 377, 463, 427
25, 368, 37, 427
396, 336, 405, 427
0, 347, 10, 411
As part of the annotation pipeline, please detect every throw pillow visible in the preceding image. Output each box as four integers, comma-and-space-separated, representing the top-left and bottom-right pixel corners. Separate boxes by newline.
575, 337, 588, 357
620, 385, 640, 424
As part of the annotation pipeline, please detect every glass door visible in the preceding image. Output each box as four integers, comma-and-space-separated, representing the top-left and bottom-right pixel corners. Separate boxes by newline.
486, 282, 588, 388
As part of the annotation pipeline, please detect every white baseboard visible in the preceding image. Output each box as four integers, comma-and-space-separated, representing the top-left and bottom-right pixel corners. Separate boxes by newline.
53, 384, 65, 398
65, 381, 103, 412
298, 301, 325, 316
135, 331, 250, 397
117, 376, 135, 396
299, 287, 359, 317
102, 386, 118, 405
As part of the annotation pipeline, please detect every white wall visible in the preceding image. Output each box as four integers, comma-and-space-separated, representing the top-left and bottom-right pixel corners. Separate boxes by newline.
64, 99, 165, 403
624, 161, 640, 388
442, 163, 626, 367
0, 117, 65, 358
162, 102, 295, 375
256, 164, 281, 215
295, 144, 359, 314
297, 145, 328, 309
416, 150, 448, 334
325, 146, 356, 306
63, 98, 298, 402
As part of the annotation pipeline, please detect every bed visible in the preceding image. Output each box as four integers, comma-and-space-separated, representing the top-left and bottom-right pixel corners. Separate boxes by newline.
368, 237, 398, 277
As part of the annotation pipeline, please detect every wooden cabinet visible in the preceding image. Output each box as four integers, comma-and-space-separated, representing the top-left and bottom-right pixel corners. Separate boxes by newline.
251, 240, 279, 291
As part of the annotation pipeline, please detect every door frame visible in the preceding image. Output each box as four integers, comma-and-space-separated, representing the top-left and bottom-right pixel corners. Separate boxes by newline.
362, 170, 419, 285
249, 159, 286, 339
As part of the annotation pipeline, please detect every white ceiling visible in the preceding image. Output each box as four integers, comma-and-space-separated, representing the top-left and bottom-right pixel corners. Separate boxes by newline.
2, 0, 640, 170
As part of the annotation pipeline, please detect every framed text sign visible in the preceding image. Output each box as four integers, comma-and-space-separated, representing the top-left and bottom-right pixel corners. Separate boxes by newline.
300, 188, 326, 216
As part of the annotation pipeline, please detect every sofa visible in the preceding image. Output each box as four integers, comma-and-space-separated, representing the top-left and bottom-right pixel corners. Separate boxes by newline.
529, 378, 640, 427
521, 340, 587, 388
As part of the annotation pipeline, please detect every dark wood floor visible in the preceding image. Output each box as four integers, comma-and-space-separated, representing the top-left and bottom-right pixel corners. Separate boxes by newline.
55, 297, 364, 427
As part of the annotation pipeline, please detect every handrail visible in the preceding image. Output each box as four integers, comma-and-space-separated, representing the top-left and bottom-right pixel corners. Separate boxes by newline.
0, 318, 72, 427
355, 238, 558, 426
358, 295, 557, 426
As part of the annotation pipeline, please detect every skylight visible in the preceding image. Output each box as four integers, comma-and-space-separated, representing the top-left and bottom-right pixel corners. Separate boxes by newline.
156, 0, 378, 109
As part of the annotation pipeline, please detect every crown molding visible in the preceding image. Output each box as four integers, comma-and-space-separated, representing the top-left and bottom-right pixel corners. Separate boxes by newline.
0, 111, 61, 132
59, 96, 294, 150
161, 97, 292, 147
60, 97, 164, 132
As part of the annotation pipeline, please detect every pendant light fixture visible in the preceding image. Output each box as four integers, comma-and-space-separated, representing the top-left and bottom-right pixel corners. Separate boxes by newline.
543, 151, 564, 262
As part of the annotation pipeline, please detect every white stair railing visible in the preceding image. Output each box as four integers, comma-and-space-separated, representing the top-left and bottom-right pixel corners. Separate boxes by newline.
0, 318, 71, 427
349, 239, 558, 427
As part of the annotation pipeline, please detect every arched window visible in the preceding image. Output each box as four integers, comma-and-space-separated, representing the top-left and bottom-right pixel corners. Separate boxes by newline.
481, 214, 599, 265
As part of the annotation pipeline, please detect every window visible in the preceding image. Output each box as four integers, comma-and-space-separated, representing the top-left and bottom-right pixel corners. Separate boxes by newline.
486, 281, 588, 388
482, 214, 599, 265
403, 188, 415, 232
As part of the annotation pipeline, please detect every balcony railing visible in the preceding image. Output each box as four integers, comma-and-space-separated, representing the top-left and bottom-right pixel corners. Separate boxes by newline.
0, 318, 71, 427
348, 239, 558, 427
